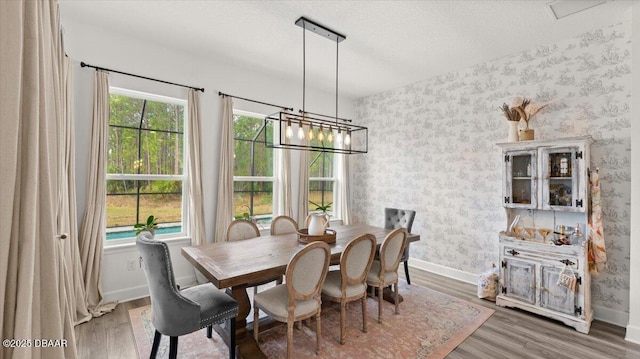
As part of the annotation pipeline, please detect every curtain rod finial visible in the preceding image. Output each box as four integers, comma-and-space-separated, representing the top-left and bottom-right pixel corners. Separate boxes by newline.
80, 61, 87, 67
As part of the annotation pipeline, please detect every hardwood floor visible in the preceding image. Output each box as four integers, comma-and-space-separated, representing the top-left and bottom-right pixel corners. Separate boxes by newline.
75, 269, 640, 358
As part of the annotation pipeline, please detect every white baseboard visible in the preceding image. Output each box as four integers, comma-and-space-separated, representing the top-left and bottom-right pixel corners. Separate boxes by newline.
408, 257, 478, 285
103, 274, 196, 303
626, 324, 640, 344
592, 303, 629, 327
407, 258, 629, 328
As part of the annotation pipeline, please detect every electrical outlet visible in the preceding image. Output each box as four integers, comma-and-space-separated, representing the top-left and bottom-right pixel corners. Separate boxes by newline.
127, 259, 138, 271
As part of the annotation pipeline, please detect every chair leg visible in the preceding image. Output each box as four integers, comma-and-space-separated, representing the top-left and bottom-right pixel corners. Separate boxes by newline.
378, 284, 383, 323
229, 317, 236, 359
287, 320, 294, 359
207, 325, 212, 338
361, 296, 368, 333
316, 310, 322, 354
340, 301, 346, 345
394, 281, 400, 315
150, 330, 162, 358
404, 260, 411, 285
169, 336, 178, 359
253, 306, 259, 340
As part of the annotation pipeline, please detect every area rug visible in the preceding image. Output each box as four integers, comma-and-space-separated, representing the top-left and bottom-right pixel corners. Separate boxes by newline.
129, 282, 494, 359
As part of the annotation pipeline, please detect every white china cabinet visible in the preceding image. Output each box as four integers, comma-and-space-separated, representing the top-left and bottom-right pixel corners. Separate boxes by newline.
496, 136, 593, 334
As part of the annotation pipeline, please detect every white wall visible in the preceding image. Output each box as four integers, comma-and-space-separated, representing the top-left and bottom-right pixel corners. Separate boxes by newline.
64, 19, 354, 302
626, 1, 640, 345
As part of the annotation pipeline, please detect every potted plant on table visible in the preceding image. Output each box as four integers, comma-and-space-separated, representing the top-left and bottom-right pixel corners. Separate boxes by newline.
134, 215, 158, 235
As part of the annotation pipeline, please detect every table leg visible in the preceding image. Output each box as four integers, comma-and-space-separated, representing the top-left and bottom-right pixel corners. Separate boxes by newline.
222, 284, 267, 359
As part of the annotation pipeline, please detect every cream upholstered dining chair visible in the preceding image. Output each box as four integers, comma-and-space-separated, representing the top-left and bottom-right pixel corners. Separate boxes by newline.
225, 219, 279, 294
270, 215, 299, 235
321, 234, 376, 344
253, 241, 331, 359
225, 218, 260, 242
366, 227, 408, 323
136, 232, 238, 359
384, 208, 416, 284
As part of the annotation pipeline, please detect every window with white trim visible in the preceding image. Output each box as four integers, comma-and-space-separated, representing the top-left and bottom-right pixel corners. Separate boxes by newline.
105, 88, 187, 242
309, 147, 335, 217
233, 111, 275, 224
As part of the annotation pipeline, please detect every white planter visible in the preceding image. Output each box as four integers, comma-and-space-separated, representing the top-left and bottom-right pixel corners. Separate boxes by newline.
507, 121, 520, 142
308, 213, 328, 235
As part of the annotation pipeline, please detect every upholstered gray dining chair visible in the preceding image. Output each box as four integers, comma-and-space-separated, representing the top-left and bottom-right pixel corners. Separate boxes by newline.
366, 228, 408, 323
384, 208, 416, 284
321, 234, 376, 344
136, 232, 238, 359
253, 241, 331, 359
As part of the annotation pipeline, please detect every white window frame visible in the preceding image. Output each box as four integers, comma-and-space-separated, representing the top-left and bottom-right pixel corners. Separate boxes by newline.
232, 110, 279, 224
105, 87, 189, 245
309, 151, 337, 218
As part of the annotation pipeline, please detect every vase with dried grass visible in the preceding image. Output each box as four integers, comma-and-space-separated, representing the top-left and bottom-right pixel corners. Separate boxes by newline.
513, 98, 548, 141
499, 102, 521, 142
500, 98, 548, 142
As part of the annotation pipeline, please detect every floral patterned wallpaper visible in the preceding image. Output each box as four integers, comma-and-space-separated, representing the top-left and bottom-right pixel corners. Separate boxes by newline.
352, 22, 631, 316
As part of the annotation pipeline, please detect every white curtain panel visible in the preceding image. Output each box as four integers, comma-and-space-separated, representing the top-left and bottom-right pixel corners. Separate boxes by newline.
281, 110, 293, 217
78, 70, 117, 317
0, 1, 77, 357
57, 56, 92, 328
215, 97, 234, 242
187, 90, 206, 246
336, 153, 352, 225
296, 125, 310, 225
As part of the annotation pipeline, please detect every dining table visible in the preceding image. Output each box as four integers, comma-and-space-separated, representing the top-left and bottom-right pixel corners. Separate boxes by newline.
181, 223, 420, 359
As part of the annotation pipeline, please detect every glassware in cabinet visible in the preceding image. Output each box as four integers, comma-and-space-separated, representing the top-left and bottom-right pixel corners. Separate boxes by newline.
541, 146, 585, 212
503, 149, 537, 209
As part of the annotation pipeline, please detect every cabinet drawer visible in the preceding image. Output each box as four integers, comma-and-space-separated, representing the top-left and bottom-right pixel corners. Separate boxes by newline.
502, 246, 580, 270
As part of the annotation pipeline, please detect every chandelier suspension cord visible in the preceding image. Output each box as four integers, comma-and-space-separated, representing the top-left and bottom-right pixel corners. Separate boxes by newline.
336, 39, 339, 122
302, 19, 306, 116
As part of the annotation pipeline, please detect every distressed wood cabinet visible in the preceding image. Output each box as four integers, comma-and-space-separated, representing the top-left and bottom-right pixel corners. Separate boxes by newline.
496, 136, 593, 334
498, 236, 592, 333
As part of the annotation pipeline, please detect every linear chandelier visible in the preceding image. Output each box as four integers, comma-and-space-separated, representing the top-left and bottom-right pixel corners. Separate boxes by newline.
264, 16, 368, 154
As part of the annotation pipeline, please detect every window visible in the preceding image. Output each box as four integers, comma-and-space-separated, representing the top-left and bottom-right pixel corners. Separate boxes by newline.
309, 141, 335, 216
106, 88, 187, 241
233, 111, 275, 224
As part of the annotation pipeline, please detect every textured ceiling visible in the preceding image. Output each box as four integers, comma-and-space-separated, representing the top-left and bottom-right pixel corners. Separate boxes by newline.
58, 0, 631, 99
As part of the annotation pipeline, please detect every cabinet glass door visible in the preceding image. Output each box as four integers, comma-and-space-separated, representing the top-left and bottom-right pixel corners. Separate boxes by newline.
541, 146, 582, 212
504, 150, 537, 209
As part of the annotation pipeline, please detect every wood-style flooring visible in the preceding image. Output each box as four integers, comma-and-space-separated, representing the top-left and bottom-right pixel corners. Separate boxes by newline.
74, 269, 640, 358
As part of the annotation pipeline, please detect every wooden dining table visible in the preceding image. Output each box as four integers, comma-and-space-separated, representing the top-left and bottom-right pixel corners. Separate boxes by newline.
181, 223, 420, 359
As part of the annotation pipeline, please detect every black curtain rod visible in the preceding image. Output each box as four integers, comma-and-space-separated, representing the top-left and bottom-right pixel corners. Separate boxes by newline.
80, 62, 204, 92
218, 91, 293, 111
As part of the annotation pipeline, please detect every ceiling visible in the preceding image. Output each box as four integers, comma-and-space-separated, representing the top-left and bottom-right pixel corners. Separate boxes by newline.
58, 1, 631, 99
